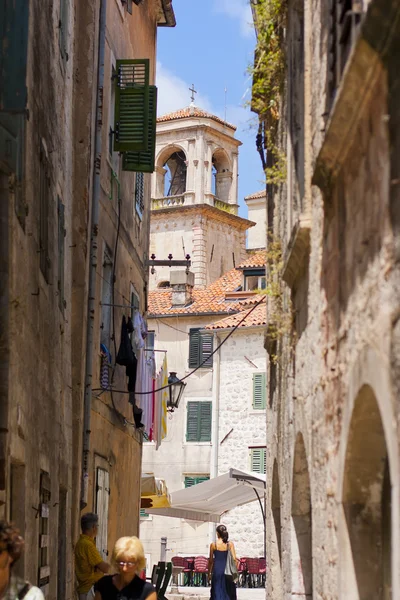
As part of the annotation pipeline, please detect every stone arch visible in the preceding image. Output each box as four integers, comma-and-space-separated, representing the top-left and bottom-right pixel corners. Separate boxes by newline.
155, 144, 188, 198
270, 460, 283, 598
291, 432, 312, 598
212, 148, 232, 203
340, 384, 392, 599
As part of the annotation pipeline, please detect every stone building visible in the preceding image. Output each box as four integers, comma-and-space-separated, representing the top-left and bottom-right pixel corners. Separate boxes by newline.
0, 1, 175, 598
141, 251, 267, 569
149, 106, 248, 289
252, 0, 400, 597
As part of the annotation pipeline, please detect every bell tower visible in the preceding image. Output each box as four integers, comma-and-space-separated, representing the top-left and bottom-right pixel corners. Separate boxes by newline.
149, 105, 254, 290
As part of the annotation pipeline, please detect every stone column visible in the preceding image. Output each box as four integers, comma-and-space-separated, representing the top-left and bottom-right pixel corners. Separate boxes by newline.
231, 151, 238, 205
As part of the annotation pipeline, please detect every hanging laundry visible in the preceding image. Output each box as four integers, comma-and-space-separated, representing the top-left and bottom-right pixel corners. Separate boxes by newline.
116, 315, 137, 392
100, 343, 111, 390
161, 355, 168, 441
132, 310, 145, 351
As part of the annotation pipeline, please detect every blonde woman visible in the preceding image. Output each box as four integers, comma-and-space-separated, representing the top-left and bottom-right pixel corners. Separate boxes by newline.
94, 537, 156, 600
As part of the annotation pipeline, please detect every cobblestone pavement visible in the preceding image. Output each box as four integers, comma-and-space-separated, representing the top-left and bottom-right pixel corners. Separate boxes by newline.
168, 587, 265, 600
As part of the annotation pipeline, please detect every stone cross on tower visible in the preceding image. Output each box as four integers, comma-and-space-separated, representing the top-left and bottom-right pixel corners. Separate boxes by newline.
189, 83, 197, 104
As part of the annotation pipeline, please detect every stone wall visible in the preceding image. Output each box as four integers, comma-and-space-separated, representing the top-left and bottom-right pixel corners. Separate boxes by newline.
264, 0, 400, 598
217, 329, 266, 557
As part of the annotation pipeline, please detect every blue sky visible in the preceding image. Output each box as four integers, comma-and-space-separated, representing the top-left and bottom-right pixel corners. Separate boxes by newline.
156, 0, 265, 218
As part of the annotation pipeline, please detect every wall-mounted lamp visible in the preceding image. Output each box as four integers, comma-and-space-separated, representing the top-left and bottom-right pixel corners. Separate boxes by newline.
167, 372, 186, 412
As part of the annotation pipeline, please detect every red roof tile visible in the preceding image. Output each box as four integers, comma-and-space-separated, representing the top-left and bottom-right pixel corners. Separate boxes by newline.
245, 190, 266, 200
238, 251, 266, 269
157, 106, 236, 131
148, 251, 266, 317
205, 298, 267, 330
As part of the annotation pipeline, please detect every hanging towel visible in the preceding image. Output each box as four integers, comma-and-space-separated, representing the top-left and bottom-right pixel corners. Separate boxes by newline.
161, 355, 168, 440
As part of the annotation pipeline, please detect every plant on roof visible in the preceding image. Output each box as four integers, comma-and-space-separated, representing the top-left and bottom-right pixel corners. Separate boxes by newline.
250, 0, 287, 185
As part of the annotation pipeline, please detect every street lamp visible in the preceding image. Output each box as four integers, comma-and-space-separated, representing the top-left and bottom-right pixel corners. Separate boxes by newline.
167, 372, 186, 412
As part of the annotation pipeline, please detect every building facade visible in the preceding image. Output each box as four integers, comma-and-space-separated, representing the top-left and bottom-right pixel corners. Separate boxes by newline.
252, 0, 400, 597
0, 1, 175, 597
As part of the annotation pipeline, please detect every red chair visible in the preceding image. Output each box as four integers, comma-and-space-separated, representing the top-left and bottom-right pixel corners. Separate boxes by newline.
245, 558, 260, 588
184, 557, 195, 586
258, 557, 266, 587
237, 558, 247, 588
171, 556, 186, 586
193, 555, 209, 587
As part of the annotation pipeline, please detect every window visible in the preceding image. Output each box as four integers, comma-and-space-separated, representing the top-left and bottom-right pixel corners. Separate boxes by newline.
57, 198, 66, 311
135, 172, 145, 219
243, 269, 266, 291
253, 373, 266, 409
38, 472, 51, 591
328, 0, 363, 103
100, 245, 113, 348
189, 329, 213, 368
59, 0, 69, 61
147, 331, 155, 351
95, 468, 110, 561
39, 146, 50, 282
186, 401, 212, 442
250, 447, 267, 475
184, 475, 210, 488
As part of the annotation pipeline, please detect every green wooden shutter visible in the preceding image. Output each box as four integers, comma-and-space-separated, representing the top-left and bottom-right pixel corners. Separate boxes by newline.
253, 373, 266, 409
123, 86, 157, 173
114, 59, 149, 152
184, 476, 196, 488
251, 448, 266, 474
0, 0, 29, 112
185, 475, 209, 488
186, 402, 200, 441
140, 508, 150, 519
196, 475, 210, 485
199, 402, 212, 442
200, 334, 213, 367
189, 329, 201, 368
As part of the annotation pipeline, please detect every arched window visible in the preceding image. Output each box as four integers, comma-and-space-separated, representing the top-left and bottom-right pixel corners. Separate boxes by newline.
157, 280, 170, 288
164, 151, 187, 196
212, 149, 231, 203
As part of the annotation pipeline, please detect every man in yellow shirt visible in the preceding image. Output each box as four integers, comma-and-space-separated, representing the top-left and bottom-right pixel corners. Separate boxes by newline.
75, 513, 110, 600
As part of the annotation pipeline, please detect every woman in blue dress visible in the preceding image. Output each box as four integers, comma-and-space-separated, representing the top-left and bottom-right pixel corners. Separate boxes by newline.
208, 525, 237, 600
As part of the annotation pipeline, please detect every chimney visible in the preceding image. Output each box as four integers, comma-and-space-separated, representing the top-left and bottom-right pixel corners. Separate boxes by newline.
170, 271, 195, 307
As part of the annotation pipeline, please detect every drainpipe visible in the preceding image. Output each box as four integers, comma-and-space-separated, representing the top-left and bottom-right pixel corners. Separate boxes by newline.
209, 332, 221, 540
81, 0, 107, 507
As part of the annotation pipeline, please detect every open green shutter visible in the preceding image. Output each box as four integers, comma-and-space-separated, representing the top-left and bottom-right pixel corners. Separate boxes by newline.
189, 329, 201, 368
123, 85, 157, 173
186, 402, 200, 441
114, 59, 149, 152
253, 373, 266, 409
200, 334, 213, 367
199, 402, 212, 442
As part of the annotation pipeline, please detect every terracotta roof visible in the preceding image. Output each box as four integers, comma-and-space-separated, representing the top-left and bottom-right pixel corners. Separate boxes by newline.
205, 298, 267, 330
148, 251, 266, 317
237, 251, 266, 269
245, 190, 266, 200
157, 106, 236, 131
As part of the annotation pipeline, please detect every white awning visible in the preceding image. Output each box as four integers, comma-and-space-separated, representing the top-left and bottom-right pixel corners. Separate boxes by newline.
146, 468, 265, 523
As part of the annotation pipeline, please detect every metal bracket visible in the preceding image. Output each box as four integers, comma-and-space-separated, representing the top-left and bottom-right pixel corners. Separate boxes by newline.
147, 254, 191, 274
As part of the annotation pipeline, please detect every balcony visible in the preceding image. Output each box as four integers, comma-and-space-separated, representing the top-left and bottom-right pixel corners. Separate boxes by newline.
213, 197, 238, 215
151, 195, 185, 210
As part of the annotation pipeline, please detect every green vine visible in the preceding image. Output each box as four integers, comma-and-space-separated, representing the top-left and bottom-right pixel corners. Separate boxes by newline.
258, 234, 293, 360
250, 0, 287, 185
